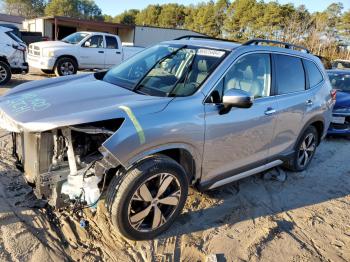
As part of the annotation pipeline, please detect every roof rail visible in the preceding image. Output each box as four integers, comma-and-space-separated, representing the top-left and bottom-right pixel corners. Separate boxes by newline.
174, 35, 237, 43
243, 38, 310, 53
175, 35, 214, 40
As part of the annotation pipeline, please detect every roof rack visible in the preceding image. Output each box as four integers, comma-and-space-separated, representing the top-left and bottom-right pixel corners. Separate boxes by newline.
243, 39, 310, 53
174, 35, 236, 43
175, 36, 311, 54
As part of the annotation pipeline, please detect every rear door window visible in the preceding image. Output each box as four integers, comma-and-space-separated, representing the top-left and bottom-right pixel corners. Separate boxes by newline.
105, 36, 119, 49
304, 60, 323, 88
275, 54, 305, 95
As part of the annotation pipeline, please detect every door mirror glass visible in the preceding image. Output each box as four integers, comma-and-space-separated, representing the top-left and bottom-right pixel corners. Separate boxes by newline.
222, 88, 254, 110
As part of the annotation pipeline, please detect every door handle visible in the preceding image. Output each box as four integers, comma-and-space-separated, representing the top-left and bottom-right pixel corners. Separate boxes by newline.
306, 99, 313, 106
98, 51, 104, 53
116, 51, 121, 54
265, 108, 276, 116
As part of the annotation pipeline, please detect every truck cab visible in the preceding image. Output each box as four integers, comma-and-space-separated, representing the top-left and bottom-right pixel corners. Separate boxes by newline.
27, 32, 144, 76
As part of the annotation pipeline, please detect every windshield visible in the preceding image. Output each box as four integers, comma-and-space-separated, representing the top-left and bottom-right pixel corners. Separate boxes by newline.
332, 61, 350, 69
328, 72, 350, 92
103, 44, 226, 97
62, 32, 89, 44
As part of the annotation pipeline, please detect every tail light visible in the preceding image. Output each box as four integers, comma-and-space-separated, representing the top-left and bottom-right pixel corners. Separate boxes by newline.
331, 89, 337, 101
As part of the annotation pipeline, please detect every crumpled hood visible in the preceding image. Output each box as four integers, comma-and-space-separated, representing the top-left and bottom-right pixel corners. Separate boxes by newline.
335, 91, 350, 109
0, 74, 172, 132
30, 41, 72, 49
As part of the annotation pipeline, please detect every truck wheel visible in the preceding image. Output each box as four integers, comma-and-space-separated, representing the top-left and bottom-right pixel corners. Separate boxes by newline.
106, 155, 189, 240
284, 126, 318, 172
0, 61, 11, 85
41, 69, 54, 75
54, 57, 77, 76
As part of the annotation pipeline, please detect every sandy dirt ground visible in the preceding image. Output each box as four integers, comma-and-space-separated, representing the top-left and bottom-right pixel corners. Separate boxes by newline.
0, 73, 350, 262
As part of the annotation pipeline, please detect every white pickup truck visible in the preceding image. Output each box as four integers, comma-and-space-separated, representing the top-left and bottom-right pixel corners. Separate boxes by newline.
27, 32, 144, 76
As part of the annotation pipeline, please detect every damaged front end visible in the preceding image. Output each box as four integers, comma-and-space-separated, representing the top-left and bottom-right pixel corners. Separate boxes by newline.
12, 119, 123, 209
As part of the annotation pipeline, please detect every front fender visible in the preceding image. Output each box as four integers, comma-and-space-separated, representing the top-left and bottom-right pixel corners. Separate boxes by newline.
101, 103, 204, 180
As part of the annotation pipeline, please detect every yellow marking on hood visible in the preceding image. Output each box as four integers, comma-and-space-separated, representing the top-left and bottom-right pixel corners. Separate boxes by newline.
119, 106, 146, 144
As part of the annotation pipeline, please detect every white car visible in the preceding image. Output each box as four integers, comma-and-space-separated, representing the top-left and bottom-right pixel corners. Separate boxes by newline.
27, 32, 144, 76
0, 26, 28, 85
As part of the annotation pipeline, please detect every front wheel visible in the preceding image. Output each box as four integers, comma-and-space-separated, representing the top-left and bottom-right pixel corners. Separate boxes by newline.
0, 61, 11, 85
54, 57, 78, 76
106, 155, 189, 240
284, 126, 318, 172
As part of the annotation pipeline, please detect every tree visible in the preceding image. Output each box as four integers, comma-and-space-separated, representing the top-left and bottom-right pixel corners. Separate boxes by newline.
135, 4, 162, 26
78, 0, 102, 20
224, 0, 263, 40
339, 10, 350, 37
157, 4, 185, 28
214, 0, 230, 37
45, 0, 102, 20
184, 2, 221, 37
114, 9, 139, 25
103, 14, 113, 22
3, 0, 45, 18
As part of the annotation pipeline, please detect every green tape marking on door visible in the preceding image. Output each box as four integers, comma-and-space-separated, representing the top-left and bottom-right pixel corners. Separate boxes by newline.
119, 106, 146, 145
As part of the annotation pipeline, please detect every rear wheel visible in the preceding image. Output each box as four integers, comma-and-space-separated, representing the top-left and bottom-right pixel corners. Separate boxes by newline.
54, 57, 77, 76
0, 61, 11, 85
106, 155, 188, 240
284, 126, 318, 171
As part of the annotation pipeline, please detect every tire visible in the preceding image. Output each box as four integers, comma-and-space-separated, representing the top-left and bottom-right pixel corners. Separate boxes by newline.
54, 57, 78, 76
106, 155, 189, 240
0, 61, 11, 85
41, 69, 54, 74
284, 126, 318, 172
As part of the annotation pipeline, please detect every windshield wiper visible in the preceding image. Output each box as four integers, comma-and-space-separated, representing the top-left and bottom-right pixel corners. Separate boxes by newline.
133, 45, 187, 92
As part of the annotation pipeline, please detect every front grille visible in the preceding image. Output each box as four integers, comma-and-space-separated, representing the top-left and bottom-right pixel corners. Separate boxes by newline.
28, 45, 41, 56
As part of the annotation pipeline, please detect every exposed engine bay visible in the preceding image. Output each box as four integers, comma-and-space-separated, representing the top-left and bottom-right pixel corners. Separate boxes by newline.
12, 119, 123, 209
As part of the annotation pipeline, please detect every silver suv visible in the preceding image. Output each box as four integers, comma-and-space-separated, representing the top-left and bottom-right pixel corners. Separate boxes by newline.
0, 37, 334, 240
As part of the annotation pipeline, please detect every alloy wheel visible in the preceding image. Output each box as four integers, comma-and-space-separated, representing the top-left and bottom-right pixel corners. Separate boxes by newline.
0, 65, 7, 82
128, 173, 181, 232
297, 133, 316, 168
60, 62, 74, 75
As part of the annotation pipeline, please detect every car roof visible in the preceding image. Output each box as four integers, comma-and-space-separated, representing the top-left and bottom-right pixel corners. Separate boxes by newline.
327, 69, 350, 74
77, 31, 118, 38
333, 59, 350, 62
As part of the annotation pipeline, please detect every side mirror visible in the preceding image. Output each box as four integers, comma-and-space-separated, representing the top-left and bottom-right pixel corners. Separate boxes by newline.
220, 89, 254, 114
84, 41, 91, 47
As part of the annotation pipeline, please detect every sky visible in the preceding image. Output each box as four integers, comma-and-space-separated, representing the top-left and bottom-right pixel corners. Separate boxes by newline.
95, 0, 350, 16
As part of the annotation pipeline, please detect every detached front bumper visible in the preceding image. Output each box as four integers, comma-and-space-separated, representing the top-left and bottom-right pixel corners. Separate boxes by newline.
328, 112, 350, 135
27, 54, 56, 70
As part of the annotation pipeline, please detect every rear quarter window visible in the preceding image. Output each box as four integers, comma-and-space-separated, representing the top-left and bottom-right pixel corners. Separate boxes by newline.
304, 60, 323, 88
275, 54, 305, 95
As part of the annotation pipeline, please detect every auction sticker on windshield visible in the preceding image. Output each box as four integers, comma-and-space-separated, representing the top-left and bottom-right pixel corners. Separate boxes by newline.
197, 49, 225, 58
